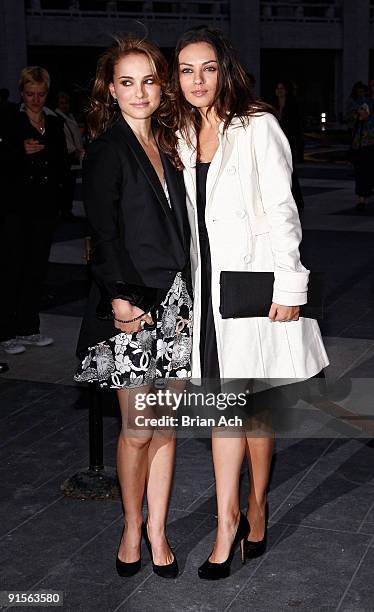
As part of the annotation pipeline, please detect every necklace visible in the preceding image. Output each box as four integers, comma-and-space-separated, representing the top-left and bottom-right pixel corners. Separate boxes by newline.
29, 116, 45, 135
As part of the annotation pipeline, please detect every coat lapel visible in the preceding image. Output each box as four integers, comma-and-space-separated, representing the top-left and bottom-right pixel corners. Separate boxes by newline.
178, 135, 197, 208
205, 129, 224, 210
160, 151, 189, 253
178, 119, 241, 211
118, 116, 172, 218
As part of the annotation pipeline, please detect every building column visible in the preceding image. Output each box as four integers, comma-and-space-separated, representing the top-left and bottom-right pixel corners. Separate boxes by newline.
342, 0, 370, 106
0, 0, 27, 101
229, 0, 260, 93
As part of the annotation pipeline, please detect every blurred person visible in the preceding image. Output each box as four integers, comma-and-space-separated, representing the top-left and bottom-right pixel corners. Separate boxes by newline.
275, 79, 304, 162
345, 81, 368, 128
74, 36, 192, 579
274, 79, 305, 212
346, 82, 374, 211
0, 66, 67, 355
0, 87, 17, 112
55, 91, 85, 221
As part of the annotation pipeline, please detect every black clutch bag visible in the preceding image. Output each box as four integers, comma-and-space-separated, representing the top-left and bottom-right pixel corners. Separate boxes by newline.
219, 271, 325, 320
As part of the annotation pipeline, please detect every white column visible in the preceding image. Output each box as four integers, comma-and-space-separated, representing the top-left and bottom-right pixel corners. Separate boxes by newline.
0, 0, 27, 101
229, 0, 260, 90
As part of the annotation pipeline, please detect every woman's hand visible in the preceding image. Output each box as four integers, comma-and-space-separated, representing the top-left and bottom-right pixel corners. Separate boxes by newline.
268, 303, 300, 322
24, 139, 44, 155
111, 298, 154, 334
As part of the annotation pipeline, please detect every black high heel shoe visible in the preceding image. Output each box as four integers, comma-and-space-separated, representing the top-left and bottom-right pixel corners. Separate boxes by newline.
198, 512, 250, 580
116, 526, 142, 578
244, 503, 268, 560
142, 523, 179, 579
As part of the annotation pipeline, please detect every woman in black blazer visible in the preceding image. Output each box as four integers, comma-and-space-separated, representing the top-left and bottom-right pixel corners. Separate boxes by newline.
0, 67, 67, 355
75, 37, 192, 578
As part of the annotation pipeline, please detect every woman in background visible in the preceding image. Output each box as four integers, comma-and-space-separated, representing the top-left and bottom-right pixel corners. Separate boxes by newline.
346, 81, 374, 211
274, 79, 305, 212
0, 66, 66, 356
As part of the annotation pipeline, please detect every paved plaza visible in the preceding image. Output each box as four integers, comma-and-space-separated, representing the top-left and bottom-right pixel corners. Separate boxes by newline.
1, 160, 374, 611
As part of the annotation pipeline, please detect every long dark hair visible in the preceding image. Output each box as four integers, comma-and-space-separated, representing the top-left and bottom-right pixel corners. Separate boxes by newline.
87, 35, 170, 140
158, 26, 275, 167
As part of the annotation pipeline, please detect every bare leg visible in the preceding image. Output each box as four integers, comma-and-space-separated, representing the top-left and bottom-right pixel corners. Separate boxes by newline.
145, 380, 184, 565
245, 436, 274, 541
145, 428, 176, 565
116, 387, 153, 563
209, 433, 247, 562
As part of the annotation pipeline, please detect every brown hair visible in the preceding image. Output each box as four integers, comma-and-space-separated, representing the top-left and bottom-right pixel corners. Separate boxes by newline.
87, 35, 169, 140
19, 66, 50, 92
158, 27, 275, 168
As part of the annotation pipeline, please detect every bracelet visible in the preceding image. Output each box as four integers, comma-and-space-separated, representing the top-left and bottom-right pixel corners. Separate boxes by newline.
112, 309, 145, 324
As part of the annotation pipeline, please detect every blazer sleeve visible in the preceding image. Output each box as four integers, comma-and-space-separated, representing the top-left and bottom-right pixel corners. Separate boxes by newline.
252, 113, 309, 306
83, 137, 128, 303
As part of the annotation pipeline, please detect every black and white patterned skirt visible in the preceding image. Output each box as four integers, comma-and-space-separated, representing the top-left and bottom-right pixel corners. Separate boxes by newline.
74, 272, 193, 389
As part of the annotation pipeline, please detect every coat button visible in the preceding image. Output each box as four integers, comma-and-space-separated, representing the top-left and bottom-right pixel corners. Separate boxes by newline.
236, 209, 246, 219
227, 165, 236, 175
243, 254, 251, 263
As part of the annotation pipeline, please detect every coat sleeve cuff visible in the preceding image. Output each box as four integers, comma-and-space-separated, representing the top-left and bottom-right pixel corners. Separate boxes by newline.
272, 270, 309, 306
272, 288, 308, 306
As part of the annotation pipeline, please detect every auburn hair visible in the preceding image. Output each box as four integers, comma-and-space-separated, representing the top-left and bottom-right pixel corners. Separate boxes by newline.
158, 27, 275, 169
87, 34, 170, 140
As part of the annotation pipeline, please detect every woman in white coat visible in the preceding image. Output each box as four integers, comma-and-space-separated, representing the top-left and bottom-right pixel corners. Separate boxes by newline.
161, 26, 329, 579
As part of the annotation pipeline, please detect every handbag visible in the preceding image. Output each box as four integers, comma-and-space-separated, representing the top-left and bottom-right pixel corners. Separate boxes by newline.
219, 271, 325, 320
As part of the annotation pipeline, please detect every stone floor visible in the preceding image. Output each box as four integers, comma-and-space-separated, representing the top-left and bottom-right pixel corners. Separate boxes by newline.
1, 162, 374, 611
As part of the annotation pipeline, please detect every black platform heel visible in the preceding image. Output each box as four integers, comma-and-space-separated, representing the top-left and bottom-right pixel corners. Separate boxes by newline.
142, 523, 179, 579
244, 503, 268, 560
116, 526, 141, 577
198, 512, 250, 580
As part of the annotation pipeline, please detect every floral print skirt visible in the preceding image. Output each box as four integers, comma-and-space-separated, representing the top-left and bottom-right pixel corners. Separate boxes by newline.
74, 272, 193, 389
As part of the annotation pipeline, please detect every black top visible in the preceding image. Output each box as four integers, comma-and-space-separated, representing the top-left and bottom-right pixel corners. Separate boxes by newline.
196, 161, 220, 379
196, 162, 210, 242
0, 107, 67, 214
77, 115, 190, 355
19, 111, 67, 193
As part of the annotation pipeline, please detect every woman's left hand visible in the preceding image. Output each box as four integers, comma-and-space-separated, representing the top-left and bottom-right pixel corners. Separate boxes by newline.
268, 303, 300, 322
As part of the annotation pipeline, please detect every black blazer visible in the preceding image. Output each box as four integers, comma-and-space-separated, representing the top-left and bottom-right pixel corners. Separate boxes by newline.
77, 115, 190, 355
1, 108, 67, 215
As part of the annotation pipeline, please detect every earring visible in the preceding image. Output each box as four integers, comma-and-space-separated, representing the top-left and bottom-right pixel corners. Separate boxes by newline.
160, 92, 164, 102
112, 97, 118, 106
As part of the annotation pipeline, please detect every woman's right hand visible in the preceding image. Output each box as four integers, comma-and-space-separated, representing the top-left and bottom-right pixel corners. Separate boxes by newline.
24, 139, 44, 155
111, 298, 154, 334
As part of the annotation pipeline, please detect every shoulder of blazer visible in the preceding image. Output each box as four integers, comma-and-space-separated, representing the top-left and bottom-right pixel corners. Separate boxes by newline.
88, 120, 129, 151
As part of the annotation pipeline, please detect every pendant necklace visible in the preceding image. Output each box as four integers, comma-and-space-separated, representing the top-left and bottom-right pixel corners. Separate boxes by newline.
29, 117, 45, 135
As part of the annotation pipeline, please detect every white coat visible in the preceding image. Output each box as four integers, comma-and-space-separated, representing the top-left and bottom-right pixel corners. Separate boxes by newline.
178, 112, 329, 380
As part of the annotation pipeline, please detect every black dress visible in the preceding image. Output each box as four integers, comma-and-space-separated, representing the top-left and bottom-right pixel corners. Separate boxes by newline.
196, 162, 220, 379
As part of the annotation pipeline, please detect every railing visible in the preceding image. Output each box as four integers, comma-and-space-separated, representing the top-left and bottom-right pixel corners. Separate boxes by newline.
260, 1, 342, 23
25, 0, 229, 21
